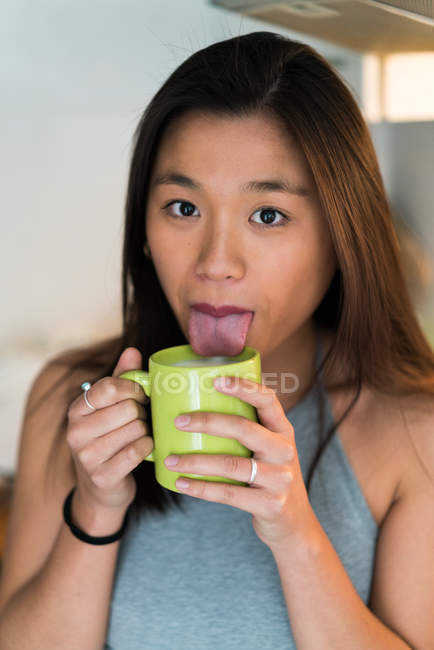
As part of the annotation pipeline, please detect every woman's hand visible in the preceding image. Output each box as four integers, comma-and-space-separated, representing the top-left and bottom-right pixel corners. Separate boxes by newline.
66, 347, 153, 512
164, 375, 317, 551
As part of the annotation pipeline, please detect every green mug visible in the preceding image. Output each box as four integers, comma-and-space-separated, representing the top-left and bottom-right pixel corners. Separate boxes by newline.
119, 343, 261, 493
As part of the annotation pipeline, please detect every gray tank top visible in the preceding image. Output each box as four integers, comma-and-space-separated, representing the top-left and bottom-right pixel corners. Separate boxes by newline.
104, 330, 379, 649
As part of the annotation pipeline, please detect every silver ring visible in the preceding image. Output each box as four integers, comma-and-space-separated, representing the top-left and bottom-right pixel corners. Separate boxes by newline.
81, 381, 96, 411
248, 457, 257, 485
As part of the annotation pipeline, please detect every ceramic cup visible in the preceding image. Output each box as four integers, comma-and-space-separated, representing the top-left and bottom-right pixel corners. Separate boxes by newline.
119, 343, 261, 492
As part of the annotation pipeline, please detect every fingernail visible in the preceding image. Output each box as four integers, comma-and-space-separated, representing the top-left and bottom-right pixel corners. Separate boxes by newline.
165, 455, 179, 467
174, 414, 191, 427
176, 478, 190, 490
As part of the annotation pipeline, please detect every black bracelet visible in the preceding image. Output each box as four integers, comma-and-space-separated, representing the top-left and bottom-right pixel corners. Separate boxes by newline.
63, 487, 130, 545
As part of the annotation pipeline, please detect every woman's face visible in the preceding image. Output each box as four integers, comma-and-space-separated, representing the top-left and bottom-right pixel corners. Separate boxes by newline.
145, 110, 337, 363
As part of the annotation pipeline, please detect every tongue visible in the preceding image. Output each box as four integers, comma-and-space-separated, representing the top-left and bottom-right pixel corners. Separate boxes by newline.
188, 309, 254, 357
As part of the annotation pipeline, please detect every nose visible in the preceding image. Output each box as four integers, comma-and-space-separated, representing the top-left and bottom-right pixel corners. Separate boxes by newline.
194, 227, 246, 282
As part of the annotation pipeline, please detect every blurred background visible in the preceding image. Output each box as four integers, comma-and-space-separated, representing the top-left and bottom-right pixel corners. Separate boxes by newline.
1, 0, 433, 509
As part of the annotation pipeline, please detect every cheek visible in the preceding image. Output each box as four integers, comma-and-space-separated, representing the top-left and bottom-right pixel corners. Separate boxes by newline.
147, 216, 184, 272
302, 237, 336, 302
296, 218, 336, 275
152, 254, 182, 296
265, 226, 336, 315
270, 228, 327, 279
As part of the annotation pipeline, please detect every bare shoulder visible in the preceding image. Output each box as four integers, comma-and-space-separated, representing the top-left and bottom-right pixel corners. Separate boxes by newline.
23, 335, 120, 440
47, 334, 122, 371
394, 391, 434, 496
352, 386, 434, 500
24, 335, 122, 486
359, 387, 434, 499
320, 327, 433, 528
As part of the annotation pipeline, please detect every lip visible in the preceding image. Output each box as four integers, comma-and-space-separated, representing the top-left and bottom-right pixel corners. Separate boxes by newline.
191, 303, 254, 318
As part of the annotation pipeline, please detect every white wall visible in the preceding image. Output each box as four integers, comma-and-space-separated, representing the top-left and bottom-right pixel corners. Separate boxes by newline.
370, 121, 434, 255
369, 121, 434, 336
0, 0, 383, 473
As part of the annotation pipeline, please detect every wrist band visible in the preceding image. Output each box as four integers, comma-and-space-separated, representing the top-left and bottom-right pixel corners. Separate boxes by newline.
63, 487, 130, 545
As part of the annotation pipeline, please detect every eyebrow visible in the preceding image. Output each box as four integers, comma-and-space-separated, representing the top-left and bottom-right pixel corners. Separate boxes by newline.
151, 170, 311, 198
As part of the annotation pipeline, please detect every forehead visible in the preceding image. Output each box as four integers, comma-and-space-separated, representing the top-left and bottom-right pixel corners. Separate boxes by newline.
151, 110, 313, 188
163, 109, 291, 139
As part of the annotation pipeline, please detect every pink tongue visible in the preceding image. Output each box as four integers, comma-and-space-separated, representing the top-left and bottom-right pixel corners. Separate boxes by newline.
188, 310, 254, 357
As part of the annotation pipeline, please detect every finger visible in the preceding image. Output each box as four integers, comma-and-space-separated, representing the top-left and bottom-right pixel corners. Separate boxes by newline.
68, 376, 147, 419
164, 452, 293, 491
89, 435, 152, 490
213, 376, 291, 435
112, 346, 148, 403
69, 346, 146, 417
171, 475, 283, 519
174, 411, 293, 463
77, 419, 150, 473
67, 399, 146, 447
112, 347, 142, 378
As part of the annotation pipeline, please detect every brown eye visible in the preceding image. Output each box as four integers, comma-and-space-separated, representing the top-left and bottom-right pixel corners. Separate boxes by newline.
162, 200, 198, 218
161, 200, 290, 229
250, 207, 290, 229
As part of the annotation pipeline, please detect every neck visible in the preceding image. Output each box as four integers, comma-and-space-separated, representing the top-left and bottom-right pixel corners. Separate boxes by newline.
260, 321, 319, 413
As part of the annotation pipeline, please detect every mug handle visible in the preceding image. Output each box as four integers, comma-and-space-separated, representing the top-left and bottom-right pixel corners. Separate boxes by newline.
119, 370, 154, 462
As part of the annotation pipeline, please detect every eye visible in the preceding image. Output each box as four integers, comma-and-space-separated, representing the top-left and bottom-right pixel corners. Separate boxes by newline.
162, 200, 199, 219
250, 207, 290, 229
161, 200, 290, 229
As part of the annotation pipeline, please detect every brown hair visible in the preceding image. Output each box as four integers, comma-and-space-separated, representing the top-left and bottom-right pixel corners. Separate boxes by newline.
28, 31, 434, 524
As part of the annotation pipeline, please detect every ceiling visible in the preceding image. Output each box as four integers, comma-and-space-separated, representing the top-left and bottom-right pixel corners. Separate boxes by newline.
209, 1, 434, 54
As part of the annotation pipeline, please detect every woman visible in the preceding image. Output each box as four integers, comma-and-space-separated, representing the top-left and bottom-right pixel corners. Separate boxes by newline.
0, 31, 432, 649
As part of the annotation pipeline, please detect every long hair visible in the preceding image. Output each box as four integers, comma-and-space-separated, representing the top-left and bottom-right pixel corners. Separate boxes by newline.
30, 31, 434, 524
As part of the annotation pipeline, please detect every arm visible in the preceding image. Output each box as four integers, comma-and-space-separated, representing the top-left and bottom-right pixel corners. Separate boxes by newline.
0, 492, 128, 650
269, 408, 434, 650
270, 512, 413, 649
0, 350, 148, 650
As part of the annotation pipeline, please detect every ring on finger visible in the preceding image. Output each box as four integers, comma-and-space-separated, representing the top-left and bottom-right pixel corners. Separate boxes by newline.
81, 381, 97, 411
